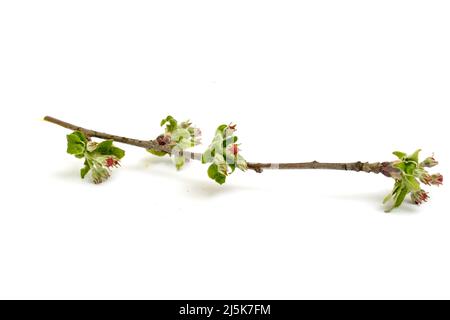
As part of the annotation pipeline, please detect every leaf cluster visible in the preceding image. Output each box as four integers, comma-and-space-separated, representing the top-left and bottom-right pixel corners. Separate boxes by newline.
201, 124, 247, 185
383, 149, 441, 212
67, 131, 125, 184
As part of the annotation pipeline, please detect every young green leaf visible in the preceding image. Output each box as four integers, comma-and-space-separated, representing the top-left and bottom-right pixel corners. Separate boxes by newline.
160, 115, 178, 133
80, 160, 91, 179
406, 149, 421, 163
66, 131, 87, 157
147, 149, 167, 157
95, 140, 125, 159
393, 151, 406, 159
174, 155, 185, 170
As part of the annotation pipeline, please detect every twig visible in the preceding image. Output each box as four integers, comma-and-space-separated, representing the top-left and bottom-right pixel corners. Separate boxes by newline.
43, 116, 392, 176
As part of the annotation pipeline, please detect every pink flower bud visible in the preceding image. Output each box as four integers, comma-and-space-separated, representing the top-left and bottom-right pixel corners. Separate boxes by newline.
411, 189, 429, 205
431, 173, 443, 186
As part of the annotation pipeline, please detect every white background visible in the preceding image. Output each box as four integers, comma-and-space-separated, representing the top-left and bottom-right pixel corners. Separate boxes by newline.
0, 1, 449, 299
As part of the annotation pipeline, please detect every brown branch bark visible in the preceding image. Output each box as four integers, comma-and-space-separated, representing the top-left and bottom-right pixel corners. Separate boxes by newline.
44, 116, 395, 176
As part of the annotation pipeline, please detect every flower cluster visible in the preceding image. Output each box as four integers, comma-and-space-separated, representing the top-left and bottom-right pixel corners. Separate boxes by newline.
201, 123, 247, 185
66, 131, 125, 184
147, 115, 202, 170
383, 150, 443, 212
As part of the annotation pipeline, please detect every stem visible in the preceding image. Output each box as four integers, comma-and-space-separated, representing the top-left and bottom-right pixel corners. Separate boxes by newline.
44, 116, 393, 176
246, 161, 384, 174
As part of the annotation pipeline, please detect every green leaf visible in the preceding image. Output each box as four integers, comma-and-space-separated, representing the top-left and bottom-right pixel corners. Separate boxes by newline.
393, 162, 406, 172
216, 124, 228, 136
404, 176, 420, 192
95, 140, 125, 159
160, 115, 178, 133
174, 155, 185, 170
206, 163, 227, 184
383, 192, 393, 204
80, 160, 91, 179
214, 173, 226, 185
404, 162, 416, 175
110, 146, 125, 159
147, 149, 167, 157
393, 151, 406, 159
384, 181, 403, 211
393, 187, 409, 209
66, 131, 87, 156
95, 140, 113, 153
207, 163, 219, 180
202, 148, 213, 164
406, 149, 421, 163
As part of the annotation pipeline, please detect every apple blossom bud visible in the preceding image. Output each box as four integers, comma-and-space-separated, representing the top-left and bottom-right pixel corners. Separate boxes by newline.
431, 173, 443, 186
105, 156, 120, 168
421, 156, 438, 168
156, 134, 171, 146
411, 190, 429, 205
227, 144, 239, 156
418, 172, 432, 185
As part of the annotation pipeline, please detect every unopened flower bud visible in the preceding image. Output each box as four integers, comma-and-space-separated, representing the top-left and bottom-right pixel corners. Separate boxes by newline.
431, 173, 443, 186
421, 156, 438, 168
86, 141, 98, 152
180, 121, 192, 129
411, 189, 429, 205
225, 123, 237, 136
418, 172, 432, 185
156, 134, 171, 146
